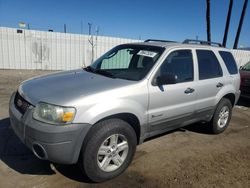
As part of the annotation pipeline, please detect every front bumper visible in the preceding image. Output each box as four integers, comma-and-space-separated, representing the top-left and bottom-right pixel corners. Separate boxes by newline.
9, 92, 91, 164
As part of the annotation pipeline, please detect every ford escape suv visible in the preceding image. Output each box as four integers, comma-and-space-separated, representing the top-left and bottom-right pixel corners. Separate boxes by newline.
9, 39, 240, 182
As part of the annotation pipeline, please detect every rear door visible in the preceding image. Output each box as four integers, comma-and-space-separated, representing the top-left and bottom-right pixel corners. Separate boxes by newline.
194, 49, 225, 115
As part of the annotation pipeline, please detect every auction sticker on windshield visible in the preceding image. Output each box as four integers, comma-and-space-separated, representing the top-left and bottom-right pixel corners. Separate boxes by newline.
137, 50, 157, 58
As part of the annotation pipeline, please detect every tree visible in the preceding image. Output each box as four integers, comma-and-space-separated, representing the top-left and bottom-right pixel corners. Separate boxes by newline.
206, 0, 211, 42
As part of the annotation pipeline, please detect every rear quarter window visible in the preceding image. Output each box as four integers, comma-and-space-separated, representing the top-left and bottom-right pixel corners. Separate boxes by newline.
219, 51, 238, 74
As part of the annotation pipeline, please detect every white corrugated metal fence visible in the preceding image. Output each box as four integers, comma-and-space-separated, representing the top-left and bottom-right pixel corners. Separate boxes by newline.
1, 27, 250, 70
0, 27, 139, 70
231, 49, 250, 67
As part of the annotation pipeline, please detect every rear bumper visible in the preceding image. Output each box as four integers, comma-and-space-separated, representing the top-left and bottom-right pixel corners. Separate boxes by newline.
9, 92, 91, 164
240, 94, 250, 99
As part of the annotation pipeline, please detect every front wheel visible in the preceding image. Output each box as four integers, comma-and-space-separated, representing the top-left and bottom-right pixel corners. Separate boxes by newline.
80, 119, 137, 182
210, 98, 232, 134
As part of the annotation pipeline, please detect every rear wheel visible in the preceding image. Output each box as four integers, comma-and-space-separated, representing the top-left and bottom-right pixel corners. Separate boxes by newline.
80, 119, 137, 182
210, 98, 232, 134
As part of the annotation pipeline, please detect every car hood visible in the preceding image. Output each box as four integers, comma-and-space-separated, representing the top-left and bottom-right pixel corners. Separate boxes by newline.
18, 69, 134, 106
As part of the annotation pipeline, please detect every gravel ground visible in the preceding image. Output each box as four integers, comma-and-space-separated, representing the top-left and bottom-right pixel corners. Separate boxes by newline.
0, 69, 249, 188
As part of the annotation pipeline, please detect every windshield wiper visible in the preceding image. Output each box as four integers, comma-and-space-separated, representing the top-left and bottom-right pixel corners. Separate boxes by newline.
84, 66, 96, 73
95, 69, 116, 78
84, 66, 116, 78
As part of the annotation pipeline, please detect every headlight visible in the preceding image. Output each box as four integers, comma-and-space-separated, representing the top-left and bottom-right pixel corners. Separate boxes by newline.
33, 102, 76, 125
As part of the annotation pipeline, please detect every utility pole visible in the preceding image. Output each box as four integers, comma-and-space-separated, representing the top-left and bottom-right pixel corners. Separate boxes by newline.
88, 23, 92, 36
88, 23, 94, 63
81, 20, 83, 34
95, 26, 99, 45
95, 26, 99, 60
233, 0, 248, 49
223, 0, 233, 47
206, 0, 211, 42
64, 24, 67, 33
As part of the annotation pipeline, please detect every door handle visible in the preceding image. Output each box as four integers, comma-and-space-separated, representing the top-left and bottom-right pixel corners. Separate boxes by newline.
216, 82, 224, 88
184, 88, 195, 94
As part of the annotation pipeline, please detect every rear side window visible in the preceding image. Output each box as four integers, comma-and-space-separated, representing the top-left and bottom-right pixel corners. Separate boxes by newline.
196, 50, 222, 80
219, 51, 238, 74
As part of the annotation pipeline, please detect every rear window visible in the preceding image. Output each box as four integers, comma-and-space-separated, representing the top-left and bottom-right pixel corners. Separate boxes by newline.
219, 51, 238, 74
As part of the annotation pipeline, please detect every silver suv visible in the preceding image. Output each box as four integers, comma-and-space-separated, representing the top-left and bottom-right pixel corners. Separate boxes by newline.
9, 39, 240, 182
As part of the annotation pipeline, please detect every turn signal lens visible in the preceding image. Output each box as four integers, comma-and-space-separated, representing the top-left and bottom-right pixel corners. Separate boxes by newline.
62, 112, 74, 122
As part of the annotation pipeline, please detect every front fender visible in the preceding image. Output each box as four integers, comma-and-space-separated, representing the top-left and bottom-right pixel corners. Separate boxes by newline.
74, 99, 147, 125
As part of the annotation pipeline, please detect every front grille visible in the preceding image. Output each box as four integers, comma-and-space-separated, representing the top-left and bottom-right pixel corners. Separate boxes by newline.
14, 92, 31, 115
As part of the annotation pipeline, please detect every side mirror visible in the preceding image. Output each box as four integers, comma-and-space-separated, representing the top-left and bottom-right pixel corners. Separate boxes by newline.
239, 66, 242, 70
156, 74, 177, 85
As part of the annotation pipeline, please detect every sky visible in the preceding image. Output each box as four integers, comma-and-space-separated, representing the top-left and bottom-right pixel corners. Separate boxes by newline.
0, 0, 249, 48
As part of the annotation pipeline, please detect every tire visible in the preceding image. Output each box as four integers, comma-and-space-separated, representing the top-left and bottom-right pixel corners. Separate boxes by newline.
210, 98, 232, 134
80, 118, 137, 182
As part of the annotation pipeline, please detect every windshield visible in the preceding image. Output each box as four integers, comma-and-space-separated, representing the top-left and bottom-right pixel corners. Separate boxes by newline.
85, 44, 164, 81
241, 62, 250, 71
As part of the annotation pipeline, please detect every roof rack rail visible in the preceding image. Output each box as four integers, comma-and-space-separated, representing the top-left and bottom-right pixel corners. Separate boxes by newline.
183, 39, 224, 47
144, 39, 177, 43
